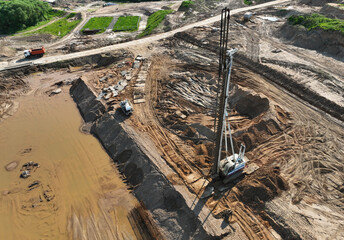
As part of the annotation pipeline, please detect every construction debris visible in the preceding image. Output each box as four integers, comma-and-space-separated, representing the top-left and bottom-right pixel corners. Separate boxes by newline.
28, 181, 40, 190
133, 60, 151, 104
20, 170, 30, 178
21, 161, 40, 171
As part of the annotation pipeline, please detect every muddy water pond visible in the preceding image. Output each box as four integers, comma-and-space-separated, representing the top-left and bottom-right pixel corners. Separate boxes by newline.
0, 72, 138, 239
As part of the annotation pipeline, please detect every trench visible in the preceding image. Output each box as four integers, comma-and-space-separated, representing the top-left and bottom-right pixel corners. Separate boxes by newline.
0, 72, 139, 240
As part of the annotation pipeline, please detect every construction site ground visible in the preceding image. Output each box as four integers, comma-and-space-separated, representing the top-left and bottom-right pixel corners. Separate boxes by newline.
0, 0, 343, 239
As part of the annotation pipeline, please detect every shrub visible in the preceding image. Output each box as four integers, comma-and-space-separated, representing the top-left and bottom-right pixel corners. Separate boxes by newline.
67, 12, 76, 19
244, 0, 253, 5
180, 1, 194, 8
288, 14, 344, 34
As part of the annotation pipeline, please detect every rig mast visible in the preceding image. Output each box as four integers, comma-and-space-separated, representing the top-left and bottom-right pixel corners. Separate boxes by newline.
212, 8, 245, 180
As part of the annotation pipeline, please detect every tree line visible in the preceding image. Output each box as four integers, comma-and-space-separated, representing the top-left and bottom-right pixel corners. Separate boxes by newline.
0, 0, 51, 34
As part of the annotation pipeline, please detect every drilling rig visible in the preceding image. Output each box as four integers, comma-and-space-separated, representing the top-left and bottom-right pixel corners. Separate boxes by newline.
211, 8, 249, 184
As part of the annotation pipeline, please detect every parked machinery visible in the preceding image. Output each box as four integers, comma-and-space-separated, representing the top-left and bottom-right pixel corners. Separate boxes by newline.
212, 8, 247, 183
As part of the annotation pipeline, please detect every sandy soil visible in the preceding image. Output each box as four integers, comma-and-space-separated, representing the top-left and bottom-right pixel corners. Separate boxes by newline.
0, 0, 343, 239
82, 29, 344, 238
152, 31, 344, 238
0, 71, 139, 239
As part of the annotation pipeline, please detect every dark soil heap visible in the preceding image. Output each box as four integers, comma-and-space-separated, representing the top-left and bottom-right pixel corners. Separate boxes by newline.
229, 166, 289, 209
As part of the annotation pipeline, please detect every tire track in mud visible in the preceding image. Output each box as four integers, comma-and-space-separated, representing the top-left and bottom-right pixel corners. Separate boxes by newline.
133, 58, 206, 193
141, 56, 293, 239
237, 68, 344, 238
170, 32, 344, 238
234, 67, 344, 207
71, 77, 216, 239
173, 32, 344, 122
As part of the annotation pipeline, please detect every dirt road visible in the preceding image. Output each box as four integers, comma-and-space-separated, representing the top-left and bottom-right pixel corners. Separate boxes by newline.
0, 0, 290, 71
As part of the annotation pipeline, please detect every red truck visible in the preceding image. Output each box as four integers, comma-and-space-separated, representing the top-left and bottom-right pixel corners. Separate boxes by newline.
24, 47, 45, 58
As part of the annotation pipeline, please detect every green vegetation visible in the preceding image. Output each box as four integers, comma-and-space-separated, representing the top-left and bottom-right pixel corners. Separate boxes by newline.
104, 0, 161, 2
82, 16, 113, 33
180, 1, 194, 8
244, 0, 253, 5
0, 0, 59, 34
138, 9, 173, 37
30, 13, 81, 38
16, 9, 65, 34
113, 16, 140, 32
47, 9, 65, 18
288, 14, 344, 34
67, 13, 76, 18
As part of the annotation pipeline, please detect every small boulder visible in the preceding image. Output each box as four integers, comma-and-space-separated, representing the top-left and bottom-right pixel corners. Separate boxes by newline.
51, 88, 62, 95
5, 161, 18, 171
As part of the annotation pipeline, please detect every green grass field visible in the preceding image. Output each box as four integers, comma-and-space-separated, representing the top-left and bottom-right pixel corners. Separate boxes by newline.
288, 14, 344, 34
15, 9, 65, 34
30, 13, 81, 38
113, 16, 141, 32
82, 16, 113, 33
138, 10, 173, 37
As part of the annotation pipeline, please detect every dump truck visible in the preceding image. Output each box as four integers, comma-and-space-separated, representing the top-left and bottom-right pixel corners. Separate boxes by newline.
24, 47, 45, 58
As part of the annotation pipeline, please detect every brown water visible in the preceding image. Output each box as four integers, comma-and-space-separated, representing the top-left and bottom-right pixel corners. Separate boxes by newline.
0, 72, 138, 240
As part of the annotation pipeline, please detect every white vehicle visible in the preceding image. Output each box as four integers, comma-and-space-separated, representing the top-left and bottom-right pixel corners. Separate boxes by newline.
21, 170, 31, 178
120, 99, 133, 115
219, 144, 246, 183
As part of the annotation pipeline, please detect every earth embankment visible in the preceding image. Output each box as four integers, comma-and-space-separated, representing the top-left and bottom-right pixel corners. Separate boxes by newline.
277, 23, 344, 59
70, 77, 212, 240
174, 32, 344, 122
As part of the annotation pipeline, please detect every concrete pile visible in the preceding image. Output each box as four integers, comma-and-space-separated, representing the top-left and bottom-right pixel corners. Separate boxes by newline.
97, 76, 130, 101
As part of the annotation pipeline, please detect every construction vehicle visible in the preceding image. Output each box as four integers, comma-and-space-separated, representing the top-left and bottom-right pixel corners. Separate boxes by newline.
120, 99, 133, 115
211, 9, 252, 183
24, 47, 45, 58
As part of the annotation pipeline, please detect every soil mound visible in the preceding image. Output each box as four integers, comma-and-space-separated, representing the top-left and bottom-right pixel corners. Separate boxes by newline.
46, 51, 127, 69
230, 87, 270, 119
70, 77, 105, 122
277, 23, 344, 59
13, 34, 57, 43
229, 166, 288, 209
320, 3, 344, 20
229, 86, 290, 152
